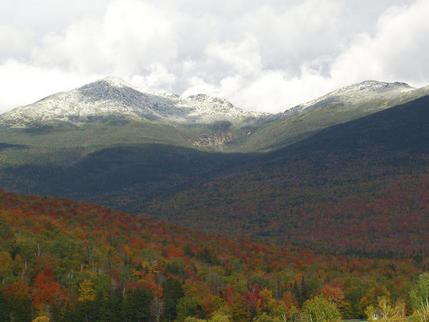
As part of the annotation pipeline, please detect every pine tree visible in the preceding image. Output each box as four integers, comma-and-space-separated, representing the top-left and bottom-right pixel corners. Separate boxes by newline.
163, 278, 184, 320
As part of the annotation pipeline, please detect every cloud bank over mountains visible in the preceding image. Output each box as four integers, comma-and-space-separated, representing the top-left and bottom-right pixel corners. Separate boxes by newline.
0, 0, 428, 113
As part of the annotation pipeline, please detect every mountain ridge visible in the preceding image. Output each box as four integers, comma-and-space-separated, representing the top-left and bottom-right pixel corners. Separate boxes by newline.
0, 76, 266, 128
238, 80, 429, 152
2, 77, 427, 153
289, 80, 414, 113
1, 78, 426, 128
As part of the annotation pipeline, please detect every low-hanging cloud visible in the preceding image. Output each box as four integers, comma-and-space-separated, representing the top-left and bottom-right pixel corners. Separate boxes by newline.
0, 0, 427, 113
331, 0, 429, 85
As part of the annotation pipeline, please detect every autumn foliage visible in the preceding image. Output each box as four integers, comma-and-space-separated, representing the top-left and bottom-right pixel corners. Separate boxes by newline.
0, 189, 427, 321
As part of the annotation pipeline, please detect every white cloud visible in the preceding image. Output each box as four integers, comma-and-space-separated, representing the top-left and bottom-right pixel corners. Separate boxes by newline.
0, 25, 33, 61
184, 0, 429, 112
237, 0, 344, 71
0, 60, 100, 110
331, 0, 429, 86
205, 37, 262, 76
35, 0, 177, 74
130, 63, 176, 92
232, 69, 338, 112
0, 0, 427, 113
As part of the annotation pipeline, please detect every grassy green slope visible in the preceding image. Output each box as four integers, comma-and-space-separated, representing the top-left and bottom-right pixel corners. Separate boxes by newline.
0, 117, 270, 168
0, 120, 191, 166
237, 86, 429, 152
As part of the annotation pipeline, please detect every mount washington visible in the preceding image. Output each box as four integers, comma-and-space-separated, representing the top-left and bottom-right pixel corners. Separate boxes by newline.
0, 77, 267, 127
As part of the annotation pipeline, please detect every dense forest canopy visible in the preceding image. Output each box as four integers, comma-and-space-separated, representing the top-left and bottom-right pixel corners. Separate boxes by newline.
0, 190, 428, 321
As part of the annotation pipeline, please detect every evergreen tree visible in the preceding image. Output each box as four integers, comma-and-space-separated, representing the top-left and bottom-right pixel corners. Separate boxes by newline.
163, 278, 185, 321
122, 287, 153, 322
10, 297, 33, 322
0, 290, 11, 322
177, 296, 204, 321
108, 288, 124, 322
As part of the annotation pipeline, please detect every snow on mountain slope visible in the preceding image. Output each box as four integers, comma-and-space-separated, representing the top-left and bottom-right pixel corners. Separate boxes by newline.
305, 80, 414, 106
1, 78, 425, 129
285, 80, 416, 115
235, 80, 429, 153
0, 77, 264, 127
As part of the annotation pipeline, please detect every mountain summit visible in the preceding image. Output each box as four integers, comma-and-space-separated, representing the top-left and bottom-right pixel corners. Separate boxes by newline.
237, 80, 429, 152
0, 76, 263, 127
286, 80, 415, 115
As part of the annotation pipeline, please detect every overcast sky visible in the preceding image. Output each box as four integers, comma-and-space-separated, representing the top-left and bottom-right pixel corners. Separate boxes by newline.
0, 0, 428, 113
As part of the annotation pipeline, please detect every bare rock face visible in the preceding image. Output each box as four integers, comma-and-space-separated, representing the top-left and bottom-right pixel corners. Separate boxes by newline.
190, 131, 234, 148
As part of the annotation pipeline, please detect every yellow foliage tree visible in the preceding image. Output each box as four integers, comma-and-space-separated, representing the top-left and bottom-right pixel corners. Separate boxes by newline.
409, 299, 429, 322
210, 312, 232, 322
32, 314, 50, 322
0, 251, 12, 270
365, 296, 406, 321
259, 288, 275, 310
78, 279, 96, 302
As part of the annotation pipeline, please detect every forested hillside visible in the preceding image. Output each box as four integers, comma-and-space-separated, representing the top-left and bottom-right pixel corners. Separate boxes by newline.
144, 96, 429, 257
0, 190, 427, 321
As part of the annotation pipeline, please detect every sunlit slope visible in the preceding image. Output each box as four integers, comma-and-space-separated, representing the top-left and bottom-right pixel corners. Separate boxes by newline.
238, 81, 429, 152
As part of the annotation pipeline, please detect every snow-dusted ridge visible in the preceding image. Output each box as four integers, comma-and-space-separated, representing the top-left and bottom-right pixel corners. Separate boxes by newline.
285, 80, 416, 115
0, 76, 267, 127
1, 78, 426, 128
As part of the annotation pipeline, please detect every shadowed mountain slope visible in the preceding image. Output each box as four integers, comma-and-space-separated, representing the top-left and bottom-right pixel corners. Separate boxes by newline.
143, 95, 429, 257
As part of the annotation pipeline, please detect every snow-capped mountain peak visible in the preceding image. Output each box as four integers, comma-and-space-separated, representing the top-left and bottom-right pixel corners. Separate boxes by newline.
334, 80, 413, 94
285, 80, 416, 114
0, 77, 264, 127
100, 76, 131, 88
